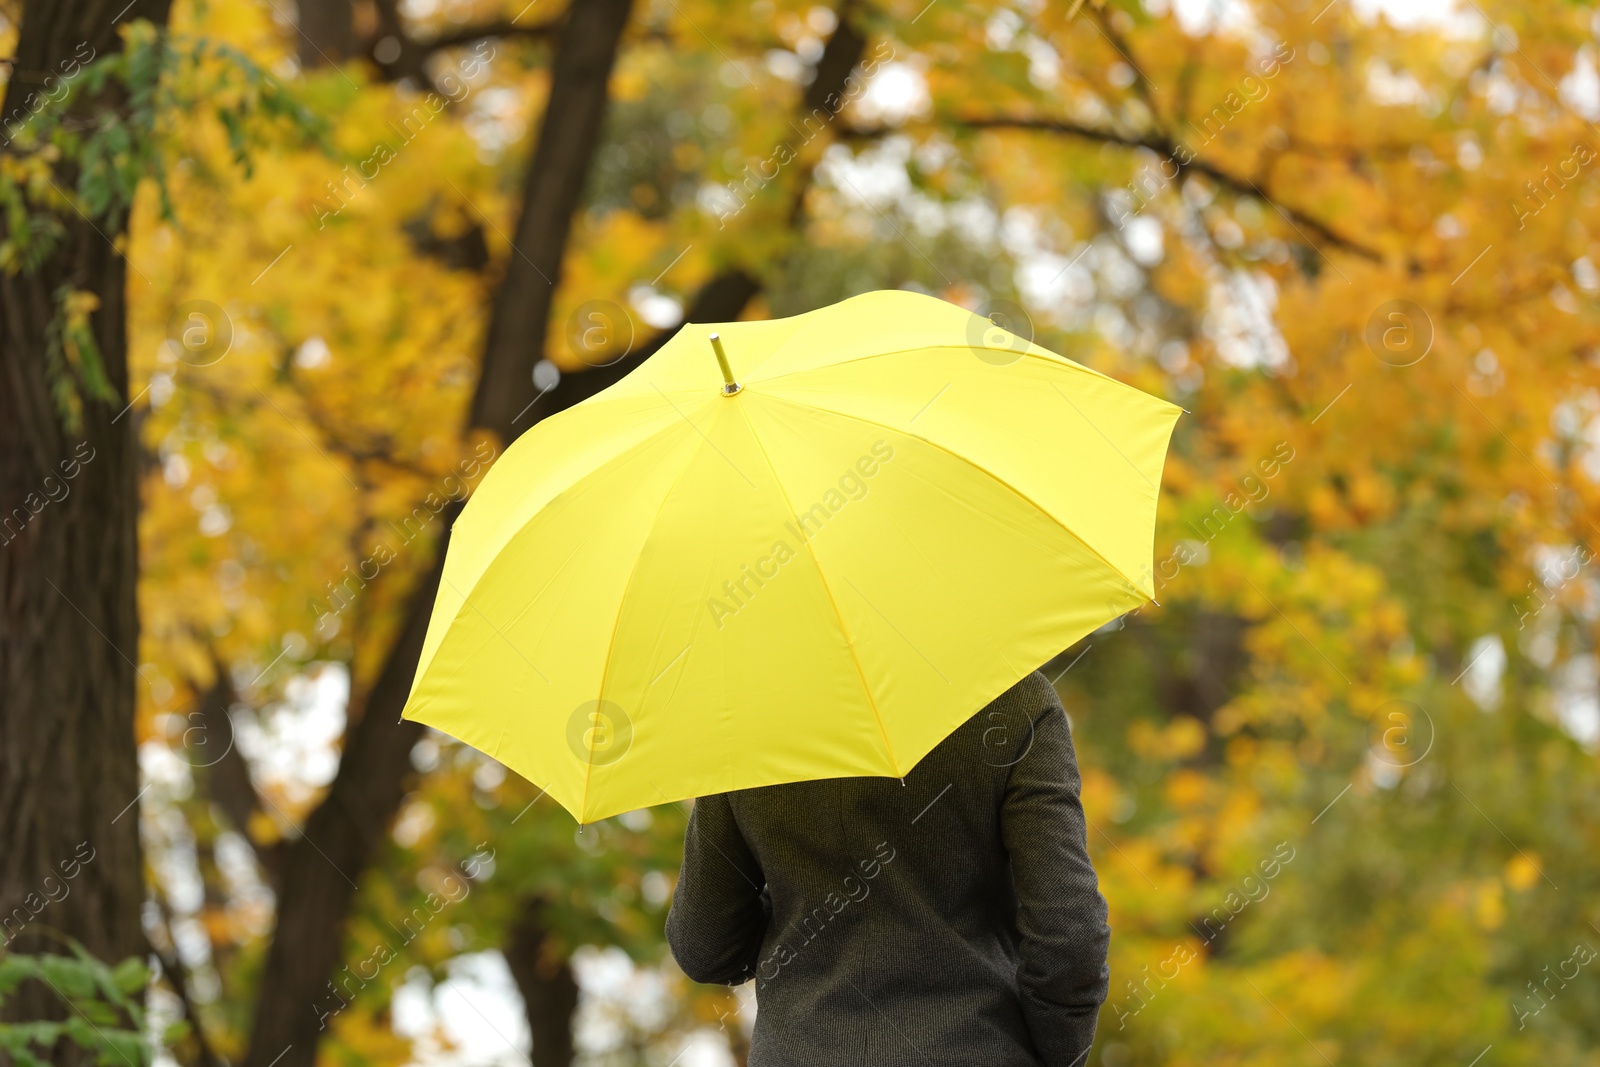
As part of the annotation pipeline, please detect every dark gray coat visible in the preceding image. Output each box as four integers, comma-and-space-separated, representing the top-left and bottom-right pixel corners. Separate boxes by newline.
665, 670, 1109, 1066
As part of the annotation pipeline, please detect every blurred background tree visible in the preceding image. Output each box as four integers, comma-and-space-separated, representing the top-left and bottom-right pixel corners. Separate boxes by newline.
2, 0, 1599, 1064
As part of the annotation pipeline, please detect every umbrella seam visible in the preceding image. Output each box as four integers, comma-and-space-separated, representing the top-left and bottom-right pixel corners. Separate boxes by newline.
757, 391, 1159, 601
411, 405, 695, 696
737, 402, 903, 777
758, 355, 1174, 474
581, 399, 722, 823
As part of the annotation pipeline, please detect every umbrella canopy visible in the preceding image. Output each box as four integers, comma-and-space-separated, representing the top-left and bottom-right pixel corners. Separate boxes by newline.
402, 289, 1182, 822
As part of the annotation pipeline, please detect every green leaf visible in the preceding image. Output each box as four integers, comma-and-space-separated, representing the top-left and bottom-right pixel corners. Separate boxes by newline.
97, 1028, 148, 1067
0, 955, 42, 994
109, 958, 147, 997
37, 954, 96, 999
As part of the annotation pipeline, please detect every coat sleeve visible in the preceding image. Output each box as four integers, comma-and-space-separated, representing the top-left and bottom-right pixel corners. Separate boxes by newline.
1001, 696, 1111, 1066
665, 791, 770, 985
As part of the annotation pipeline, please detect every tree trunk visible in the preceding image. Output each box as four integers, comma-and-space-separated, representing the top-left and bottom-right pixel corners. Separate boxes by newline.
470, 0, 635, 440
0, 0, 171, 1051
505, 903, 580, 1067
295, 0, 358, 68
238, 545, 437, 1066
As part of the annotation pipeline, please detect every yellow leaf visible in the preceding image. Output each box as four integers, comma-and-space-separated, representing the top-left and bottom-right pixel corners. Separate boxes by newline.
1505, 853, 1541, 892
1474, 880, 1505, 931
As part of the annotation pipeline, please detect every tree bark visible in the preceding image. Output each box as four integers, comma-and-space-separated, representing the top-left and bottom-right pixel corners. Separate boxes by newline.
190, 663, 282, 872
505, 903, 580, 1067
0, 0, 171, 1052
802, 5, 865, 116
239, 544, 439, 1067
295, 0, 357, 68
470, 0, 635, 440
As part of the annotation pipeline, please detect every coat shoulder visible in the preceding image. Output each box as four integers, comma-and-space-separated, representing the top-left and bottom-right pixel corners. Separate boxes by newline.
991, 668, 1063, 721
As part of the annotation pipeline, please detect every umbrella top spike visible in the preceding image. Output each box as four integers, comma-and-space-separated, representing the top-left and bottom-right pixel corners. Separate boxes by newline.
709, 333, 742, 396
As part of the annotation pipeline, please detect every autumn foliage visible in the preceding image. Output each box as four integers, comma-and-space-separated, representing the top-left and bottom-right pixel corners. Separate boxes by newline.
5, 0, 1596, 1062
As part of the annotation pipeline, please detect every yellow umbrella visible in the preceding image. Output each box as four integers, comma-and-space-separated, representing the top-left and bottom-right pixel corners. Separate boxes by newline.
402, 289, 1181, 823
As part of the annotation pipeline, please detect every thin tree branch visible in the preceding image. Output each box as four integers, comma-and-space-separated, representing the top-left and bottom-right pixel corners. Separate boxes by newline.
188, 651, 286, 885
844, 115, 1385, 262
417, 17, 562, 55
152, 890, 229, 1067
1085, 4, 1162, 126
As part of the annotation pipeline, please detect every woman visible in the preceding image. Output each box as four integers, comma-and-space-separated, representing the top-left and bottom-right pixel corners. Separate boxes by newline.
665, 669, 1109, 1066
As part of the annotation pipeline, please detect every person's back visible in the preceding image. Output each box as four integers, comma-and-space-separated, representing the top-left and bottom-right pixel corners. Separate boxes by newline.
665, 670, 1109, 1066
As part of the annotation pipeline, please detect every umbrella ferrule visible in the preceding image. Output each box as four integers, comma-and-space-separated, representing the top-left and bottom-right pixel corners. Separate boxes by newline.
709, 333, 742, 395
